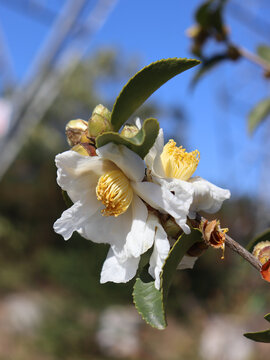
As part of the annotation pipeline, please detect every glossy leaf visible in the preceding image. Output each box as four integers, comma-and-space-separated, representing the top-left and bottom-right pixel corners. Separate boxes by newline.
248, 98, 270, 134
247, 228, 270, 253
133, 230, 202, 329
111, 58, 200, 131
257, 45, 270, 64
96, 118, 159, 159
244, 314, 270, 343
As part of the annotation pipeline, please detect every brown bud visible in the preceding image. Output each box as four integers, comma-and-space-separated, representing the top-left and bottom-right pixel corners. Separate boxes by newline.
65, 119, 89, 147
88, 104, 112, 137
252, 241, 270, 265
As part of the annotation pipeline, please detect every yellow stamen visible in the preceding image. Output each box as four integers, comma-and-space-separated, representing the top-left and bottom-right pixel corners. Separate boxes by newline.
96, 169, 133, 217
160, 140, 200, 181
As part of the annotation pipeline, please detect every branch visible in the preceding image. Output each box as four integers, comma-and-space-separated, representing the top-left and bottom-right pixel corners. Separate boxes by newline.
194, 213, 262, 272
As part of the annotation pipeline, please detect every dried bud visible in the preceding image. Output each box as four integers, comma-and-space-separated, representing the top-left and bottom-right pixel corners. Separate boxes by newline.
252, 241, 270, 265
65, 119, 89, 147
120, 124, 140, 138
88, 104, 112, 137
201, 219, 228, 258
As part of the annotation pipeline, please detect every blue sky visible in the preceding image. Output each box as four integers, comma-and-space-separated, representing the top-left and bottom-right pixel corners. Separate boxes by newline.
0, 0, 269, 200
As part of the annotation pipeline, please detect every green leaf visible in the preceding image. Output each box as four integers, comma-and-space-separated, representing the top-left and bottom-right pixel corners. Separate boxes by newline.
248, 98, 270, 134
244, 314, 270, 343
133, 229, 202, 329
111, 58, 200, 131
195, 0, 226, 32
247, 228, 270, 253
96, 118, 159, 159
257, 45, 270, 64
265, 313, 270, 322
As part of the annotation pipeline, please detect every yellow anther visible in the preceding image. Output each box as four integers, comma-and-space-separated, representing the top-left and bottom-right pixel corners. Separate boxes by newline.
160, 139, 200, 181
96, 170, 133, 217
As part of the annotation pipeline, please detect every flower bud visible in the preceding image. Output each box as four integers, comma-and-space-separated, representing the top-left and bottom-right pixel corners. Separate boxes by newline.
65, 119, 89, 146
253, 241, 270, 265
120, 124, 140, 138
72, 143, 97, 157
88, 104, 112, 137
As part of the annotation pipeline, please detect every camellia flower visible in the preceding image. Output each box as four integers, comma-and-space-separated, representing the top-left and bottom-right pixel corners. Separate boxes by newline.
145, 129, 231, 233
53, 142, 184, 289
144, 129, 230, 270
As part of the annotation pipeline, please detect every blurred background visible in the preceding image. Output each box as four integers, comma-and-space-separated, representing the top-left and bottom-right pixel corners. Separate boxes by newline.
0, 0, 269, 359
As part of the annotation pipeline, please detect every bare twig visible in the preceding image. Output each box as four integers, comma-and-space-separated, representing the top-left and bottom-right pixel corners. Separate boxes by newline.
194, 213, 261, 272
238, 46, 270, 73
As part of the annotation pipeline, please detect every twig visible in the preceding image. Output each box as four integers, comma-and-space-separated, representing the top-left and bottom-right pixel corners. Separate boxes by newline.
238, 46, 270, 73
194, 213, 262, 272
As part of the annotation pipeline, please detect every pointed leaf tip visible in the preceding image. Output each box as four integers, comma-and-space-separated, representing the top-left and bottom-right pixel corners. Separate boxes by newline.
111, 58, 200, 131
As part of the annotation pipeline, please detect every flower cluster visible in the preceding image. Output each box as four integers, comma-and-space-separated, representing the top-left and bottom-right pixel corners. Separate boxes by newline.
54, 107, 230, 290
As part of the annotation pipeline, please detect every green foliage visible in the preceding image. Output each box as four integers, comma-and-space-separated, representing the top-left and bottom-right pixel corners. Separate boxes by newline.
257, 45, 270, 64
195, 0, 226, 33
133, 230, 202, 329
110, 58, 200, 131
247, 228, 270, 253
244, 313, 270, 343
96, 118, 159, 159
248, 98, 270, 133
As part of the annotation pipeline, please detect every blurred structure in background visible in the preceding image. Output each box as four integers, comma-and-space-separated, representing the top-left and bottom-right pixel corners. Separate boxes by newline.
0, 1, 269, 359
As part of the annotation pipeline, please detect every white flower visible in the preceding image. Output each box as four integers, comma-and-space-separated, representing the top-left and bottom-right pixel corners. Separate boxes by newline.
54, 142, 173, 289
145, 129, 230, 269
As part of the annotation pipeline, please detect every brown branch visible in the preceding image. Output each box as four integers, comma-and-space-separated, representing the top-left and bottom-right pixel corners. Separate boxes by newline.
193, 214, 262, 272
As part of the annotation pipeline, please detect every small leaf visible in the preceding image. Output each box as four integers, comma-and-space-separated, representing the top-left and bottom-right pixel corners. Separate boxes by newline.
111, 58, 200, 131
265, 313, 270, 322
248, 98, 270, 134
244, 313, 270, 343
247, 228, 270, 253
195, 0, 226, 32
257, 45, 270, 64
244, 330, 270, 343
133, 230, 202, 329
96, 118, 159, 159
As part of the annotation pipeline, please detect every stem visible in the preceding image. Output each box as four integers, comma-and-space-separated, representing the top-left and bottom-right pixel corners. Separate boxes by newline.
238, 46, 270, 73
194, 214, 262, 272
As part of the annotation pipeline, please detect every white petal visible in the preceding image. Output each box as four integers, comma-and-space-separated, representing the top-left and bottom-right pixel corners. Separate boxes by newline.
55, 150, 114, 203
125, 195, 156, 258
148, 216, 170, 290
144, 128, 165, 177
100, 248, 140, 284
96, 143, 145, 182
53, 199, 99, 240
177, 255, 198, 270
188, 176, 231, 215
132, 180, 192, 234
134, 117, 142, 129
79, 205, 133, 262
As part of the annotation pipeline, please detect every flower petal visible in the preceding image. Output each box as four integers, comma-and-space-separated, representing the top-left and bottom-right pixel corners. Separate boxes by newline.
55, 150, 114, 203
177, 255, 198, 270
132, 180, 192, 234
148, 216, 170, 290
96, 143, 145, 182
144, 128, 165, 177
79, 205, 134, 262
100, 248, 140, 284
125, 195, 156, 258
188, 176, 230, 216
53, 199, 99, 240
